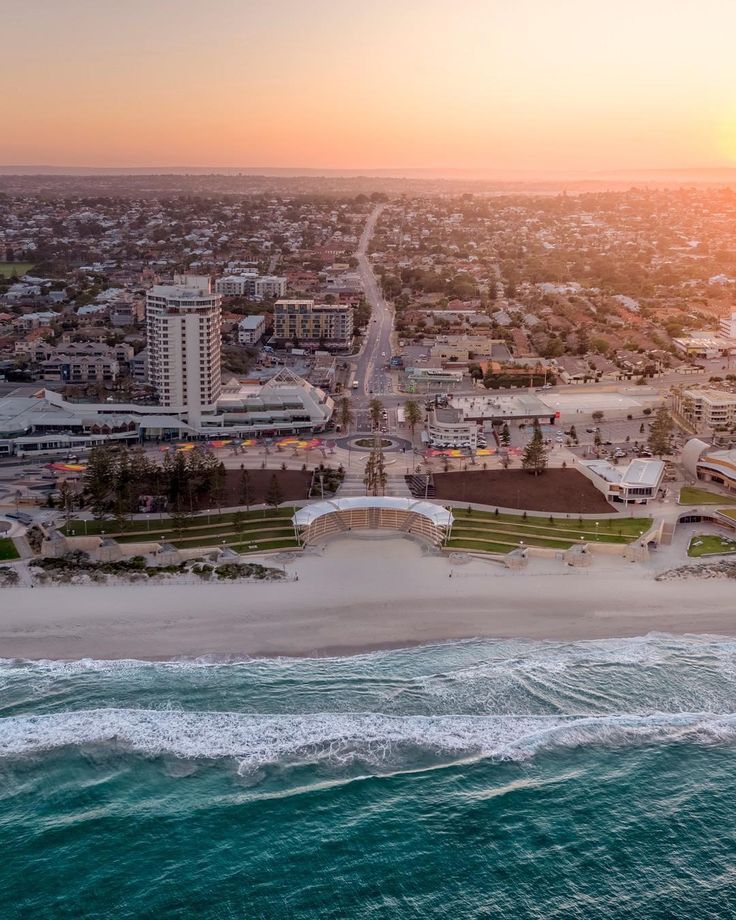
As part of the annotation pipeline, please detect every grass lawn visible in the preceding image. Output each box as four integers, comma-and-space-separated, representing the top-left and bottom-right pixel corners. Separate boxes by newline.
679, 486, 736, 505
61, 509, 299, 554
0, 538, 20, 560
720, 509, 736, 522
0, 262, 34, 278
446, 509, 651, 554
61, 508, 294, 537
687, 533, 736, 557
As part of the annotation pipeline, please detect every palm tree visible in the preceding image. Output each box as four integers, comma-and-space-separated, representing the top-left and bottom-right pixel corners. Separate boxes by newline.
369, 398, 384, 430
338, 397, 354, 434
404, 399, 423, 444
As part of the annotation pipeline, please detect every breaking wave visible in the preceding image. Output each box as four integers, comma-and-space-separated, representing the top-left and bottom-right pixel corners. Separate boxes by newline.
3, 709, 736, 771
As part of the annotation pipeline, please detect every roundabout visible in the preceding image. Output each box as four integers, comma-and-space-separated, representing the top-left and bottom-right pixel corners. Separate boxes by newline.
336, 434, 413, 453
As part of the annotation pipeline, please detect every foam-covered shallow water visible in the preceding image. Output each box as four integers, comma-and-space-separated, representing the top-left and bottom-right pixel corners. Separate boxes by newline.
4, 635, 736, 918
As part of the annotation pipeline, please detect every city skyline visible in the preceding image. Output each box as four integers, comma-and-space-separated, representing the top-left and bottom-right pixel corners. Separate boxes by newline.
4, 0, 736, 172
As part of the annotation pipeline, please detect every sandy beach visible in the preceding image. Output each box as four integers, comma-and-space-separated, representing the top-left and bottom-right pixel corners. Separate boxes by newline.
0, 538, 734, 659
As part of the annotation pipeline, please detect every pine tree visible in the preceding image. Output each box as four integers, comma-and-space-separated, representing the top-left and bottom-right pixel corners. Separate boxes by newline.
647, 406, 673, 457
501, 422, 511, 446
238, 467, 254, 511
265, 474, 283, 510
522, 426, 548, 476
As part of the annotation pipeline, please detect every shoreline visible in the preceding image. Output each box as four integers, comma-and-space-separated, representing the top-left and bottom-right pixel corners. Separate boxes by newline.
1, 539, 734, 660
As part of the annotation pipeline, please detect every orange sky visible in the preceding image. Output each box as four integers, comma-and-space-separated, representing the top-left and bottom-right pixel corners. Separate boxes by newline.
3, 0, 736, 171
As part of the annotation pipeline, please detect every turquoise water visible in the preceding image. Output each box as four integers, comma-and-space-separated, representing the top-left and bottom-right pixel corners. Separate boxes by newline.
4, 635, 736, 917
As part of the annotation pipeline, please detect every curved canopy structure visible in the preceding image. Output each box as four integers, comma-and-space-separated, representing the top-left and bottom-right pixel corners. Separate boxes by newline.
293, 497, 453, 548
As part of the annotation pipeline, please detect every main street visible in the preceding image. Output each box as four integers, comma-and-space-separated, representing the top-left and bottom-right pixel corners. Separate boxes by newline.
353, 204, 395, 405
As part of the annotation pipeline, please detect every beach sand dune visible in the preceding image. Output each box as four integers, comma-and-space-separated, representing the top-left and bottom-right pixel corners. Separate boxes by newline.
1, 539, 734, 660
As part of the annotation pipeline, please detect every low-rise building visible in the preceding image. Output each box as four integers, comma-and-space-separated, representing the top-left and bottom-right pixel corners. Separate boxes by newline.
216, 274, 287, 300
272, 299, 353, 348
673, 387, 736, 433
425, 406, 479, 448
237, 315, 266, 345
578, 458, 665, 505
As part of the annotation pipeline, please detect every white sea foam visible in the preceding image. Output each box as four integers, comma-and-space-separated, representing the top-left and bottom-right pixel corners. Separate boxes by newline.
3, 633, 736, 674
2, 709, 736, 770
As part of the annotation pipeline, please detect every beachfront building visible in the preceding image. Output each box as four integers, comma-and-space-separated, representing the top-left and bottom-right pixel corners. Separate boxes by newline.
695, 449, 736, 492
0, 369, 334, 456
683, 439, 736, 493
424, 406, 479, 449
673, 387, 736, 435
577, 457, 666, 505
272, 299, 353, 349
146, 275, 222, 425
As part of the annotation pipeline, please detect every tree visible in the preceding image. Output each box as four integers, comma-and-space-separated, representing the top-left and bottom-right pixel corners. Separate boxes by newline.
647, 406, 674, 457
369, 398, 384, 430
338, 397, 354, 434
238, 467, 254, 511
265, 474, 283, 510
232, 510, 246, 545
592, 410, 604, 423
57, 480, 75, 525
522, 426, 548, 476
500, 423, 511, 446
363, 442, 388, 496
83, 446, 115, 519
404, 400, 423, 443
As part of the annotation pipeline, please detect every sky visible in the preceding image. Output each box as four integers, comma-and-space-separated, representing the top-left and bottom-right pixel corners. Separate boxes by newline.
3, 0, 736, 173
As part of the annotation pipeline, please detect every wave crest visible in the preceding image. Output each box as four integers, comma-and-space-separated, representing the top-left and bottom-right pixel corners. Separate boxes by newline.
3, 709, 736, 770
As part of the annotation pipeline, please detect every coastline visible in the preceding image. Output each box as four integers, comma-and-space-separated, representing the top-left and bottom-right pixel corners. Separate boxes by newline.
1, 539, 734, 659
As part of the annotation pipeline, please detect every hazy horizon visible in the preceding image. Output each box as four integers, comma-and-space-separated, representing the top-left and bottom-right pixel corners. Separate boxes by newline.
4, 0, 736, 173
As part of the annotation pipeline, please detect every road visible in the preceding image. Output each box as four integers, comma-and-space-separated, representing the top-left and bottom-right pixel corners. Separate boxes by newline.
353, 205, 394, 404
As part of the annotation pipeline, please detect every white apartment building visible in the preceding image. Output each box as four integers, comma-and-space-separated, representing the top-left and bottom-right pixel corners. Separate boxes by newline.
215, 274, 287, 300
424, 406, 480, 448
237, 315, 266, 345
720, 311, 736, 339
146, 275, 222, 425
673, 387, 736, 433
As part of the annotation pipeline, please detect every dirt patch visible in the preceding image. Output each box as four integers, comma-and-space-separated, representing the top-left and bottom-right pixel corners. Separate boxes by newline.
432, 469, 615, 513
203, 468, 312, 509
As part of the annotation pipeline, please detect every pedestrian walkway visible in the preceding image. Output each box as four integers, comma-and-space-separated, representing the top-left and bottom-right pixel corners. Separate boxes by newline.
336, 472, 366, 498
337, 472, 414, 499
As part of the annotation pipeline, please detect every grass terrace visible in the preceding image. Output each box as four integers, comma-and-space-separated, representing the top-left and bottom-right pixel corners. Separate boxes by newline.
447, 508, 652, 555
687, 534, 736, 557
61, 509, 299, 554
679, 486, 736, 505
0, 538, 19, 560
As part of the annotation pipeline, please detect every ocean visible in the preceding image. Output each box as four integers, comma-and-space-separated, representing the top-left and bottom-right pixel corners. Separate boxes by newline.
3, 635, 736, 918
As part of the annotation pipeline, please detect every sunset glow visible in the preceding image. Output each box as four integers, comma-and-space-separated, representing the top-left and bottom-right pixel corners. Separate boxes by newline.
3, 0, 736, 171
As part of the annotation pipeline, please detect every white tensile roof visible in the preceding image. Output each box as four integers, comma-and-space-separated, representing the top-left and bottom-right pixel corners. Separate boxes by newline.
293, 497, 453, 528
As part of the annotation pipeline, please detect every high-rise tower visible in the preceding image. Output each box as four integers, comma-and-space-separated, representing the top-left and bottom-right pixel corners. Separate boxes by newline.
146, 275, 222, 425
